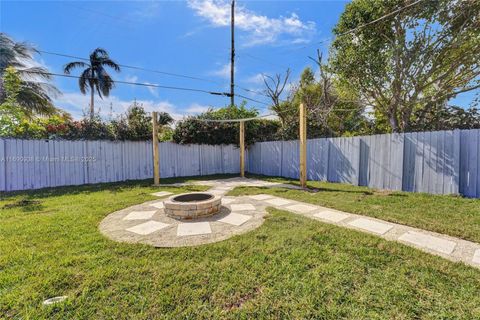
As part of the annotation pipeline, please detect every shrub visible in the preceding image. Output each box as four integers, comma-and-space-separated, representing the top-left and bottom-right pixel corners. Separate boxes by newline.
173, 104, 280, 145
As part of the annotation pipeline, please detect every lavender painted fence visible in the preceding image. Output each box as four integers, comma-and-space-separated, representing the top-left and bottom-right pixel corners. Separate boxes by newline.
1, 129, 480, 197
0, 140, 243, 192
247, 129, 480, 198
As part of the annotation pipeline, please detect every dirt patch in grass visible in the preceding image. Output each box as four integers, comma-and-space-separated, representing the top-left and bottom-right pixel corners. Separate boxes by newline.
3, 199, 42, 209
223, 287, 263, 311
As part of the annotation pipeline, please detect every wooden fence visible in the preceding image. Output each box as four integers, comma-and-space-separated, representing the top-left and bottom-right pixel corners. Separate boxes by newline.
0, 140, 242, 192
1, 129, 480, 198
248, 129, 480, 198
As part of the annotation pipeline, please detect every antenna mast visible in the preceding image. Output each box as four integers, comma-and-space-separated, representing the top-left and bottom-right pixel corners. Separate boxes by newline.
230, 0, 235, 107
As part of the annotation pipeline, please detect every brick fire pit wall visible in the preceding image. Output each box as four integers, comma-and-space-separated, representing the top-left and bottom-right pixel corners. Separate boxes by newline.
164, 192, 221, 220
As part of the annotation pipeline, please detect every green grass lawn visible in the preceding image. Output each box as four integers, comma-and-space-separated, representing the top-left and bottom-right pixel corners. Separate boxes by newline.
1, 178, 480, 319
228, 174, 480, 244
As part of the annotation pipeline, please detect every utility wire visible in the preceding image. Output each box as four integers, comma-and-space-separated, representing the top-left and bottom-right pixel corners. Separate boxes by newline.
239, 0, 426, 72
37, 50, 270, 98
320, 0, 425, 45
22, 69, 271, 106
23, 70, 231, 96
192, 102, 364, 124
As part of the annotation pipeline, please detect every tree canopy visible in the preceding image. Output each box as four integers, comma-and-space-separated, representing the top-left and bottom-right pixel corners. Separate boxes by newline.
0, 33, 61, 117
329, 0, 480, 132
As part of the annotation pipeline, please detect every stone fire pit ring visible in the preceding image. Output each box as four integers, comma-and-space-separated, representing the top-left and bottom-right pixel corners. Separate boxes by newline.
164, 192, 222, 220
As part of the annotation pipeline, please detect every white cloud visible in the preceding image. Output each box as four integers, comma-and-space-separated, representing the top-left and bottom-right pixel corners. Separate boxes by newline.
145, 83, 159, 98
210, 63, 234, 79
261, 114, 278, 121
131, 1, 161, 20
246, 73, 265, 85
124, 75, 158, 97
54, 92, 184, 120
187, 0, 316, 46
124, 75, 138, 83
185, 103, 210, 114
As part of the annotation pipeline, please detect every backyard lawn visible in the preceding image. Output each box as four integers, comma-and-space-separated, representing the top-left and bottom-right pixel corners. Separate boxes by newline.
229, 174, 480, 244
1, 177, 480, 319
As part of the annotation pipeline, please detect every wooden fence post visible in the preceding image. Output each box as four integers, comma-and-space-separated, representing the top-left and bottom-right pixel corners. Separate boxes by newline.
299, 103, 307, 188
152, 111, 160, 186
240, 120, 245, 177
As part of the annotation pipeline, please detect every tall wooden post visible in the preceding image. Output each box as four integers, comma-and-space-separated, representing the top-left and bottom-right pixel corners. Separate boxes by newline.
230, 0, 235, 107
152, 111, 160, 186
239, 120, 245, 177
299, 103, 307, 188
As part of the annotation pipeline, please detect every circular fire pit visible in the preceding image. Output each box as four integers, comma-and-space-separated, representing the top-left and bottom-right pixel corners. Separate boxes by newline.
164, 192, 221, 220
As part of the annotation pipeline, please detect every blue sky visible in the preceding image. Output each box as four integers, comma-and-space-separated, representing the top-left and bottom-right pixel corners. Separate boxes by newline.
0, 0, 475, 119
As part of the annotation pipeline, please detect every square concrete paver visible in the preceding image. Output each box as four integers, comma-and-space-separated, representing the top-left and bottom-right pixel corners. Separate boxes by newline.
230, 203, 256, 211
149, 201, 164, 209
314, 210, 350, 223
348, 218, 393, 235
177, 222, 212, 236
473, 249, 480, 265
264, 198, 292, 206
249, 194, 274, 201
285, 203, 318, 213
126, 221, 170, 235
123, 210, 156, 221
398, 231, 457, 255
210, 189, 227, 195
216, 186, 233, 191
222, 198, 236, 205
151, 191, 173, 197
218, 213, 252, 226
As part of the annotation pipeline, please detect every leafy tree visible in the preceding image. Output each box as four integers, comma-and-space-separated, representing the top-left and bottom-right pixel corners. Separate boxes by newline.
156, 111, 174, 140
267, 59, 369, 140
0, 67, 25, 137
173, 103, 280, 145
410, 105, 480, 131
110, 102, 174, 141
159, 126, 174, 142
0, 33, 60, 116
330, 0, 480, 132
64, 48, 120, 119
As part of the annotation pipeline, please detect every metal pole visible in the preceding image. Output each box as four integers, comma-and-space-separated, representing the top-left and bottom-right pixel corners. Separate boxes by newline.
230, 0, 235, 107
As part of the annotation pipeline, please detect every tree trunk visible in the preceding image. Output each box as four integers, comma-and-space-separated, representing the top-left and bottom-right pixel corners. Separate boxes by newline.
90, 88, 94, 120
90, 69, 95, 120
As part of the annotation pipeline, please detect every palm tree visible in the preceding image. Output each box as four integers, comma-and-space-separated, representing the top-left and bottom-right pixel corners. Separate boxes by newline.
0, 33, 61, 117
64, 48, 120, 119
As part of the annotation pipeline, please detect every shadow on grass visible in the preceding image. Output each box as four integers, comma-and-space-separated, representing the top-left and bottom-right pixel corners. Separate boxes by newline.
0, 173, 238, 201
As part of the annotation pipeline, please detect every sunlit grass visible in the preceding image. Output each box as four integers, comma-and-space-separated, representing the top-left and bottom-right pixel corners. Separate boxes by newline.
1, 177, 479, 318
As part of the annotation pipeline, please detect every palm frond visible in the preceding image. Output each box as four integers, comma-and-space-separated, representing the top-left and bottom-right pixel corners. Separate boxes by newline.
0, 33, 36, 70
64, 61, 89, 74
79, 68, 93, 94
17, 66, 53, 81
91, 48, 109, 60
13, 42, 35, 59
100, 58, 121, 72
17, 82, 61, 117
97, 72, 114, 97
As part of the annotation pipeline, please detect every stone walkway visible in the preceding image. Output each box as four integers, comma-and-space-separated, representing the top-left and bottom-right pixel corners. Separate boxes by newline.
99, 177, 480, 269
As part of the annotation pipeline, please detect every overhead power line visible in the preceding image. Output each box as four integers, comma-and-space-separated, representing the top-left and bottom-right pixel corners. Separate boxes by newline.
318, 0, 425, 45
238, 0, 426, 73
23, 70, 230, 96
22, 69, 270, 106
37, 50, 269, 98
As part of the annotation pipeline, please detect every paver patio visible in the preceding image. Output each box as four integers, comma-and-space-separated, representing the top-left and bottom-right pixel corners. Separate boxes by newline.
99, 177, 480, 269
